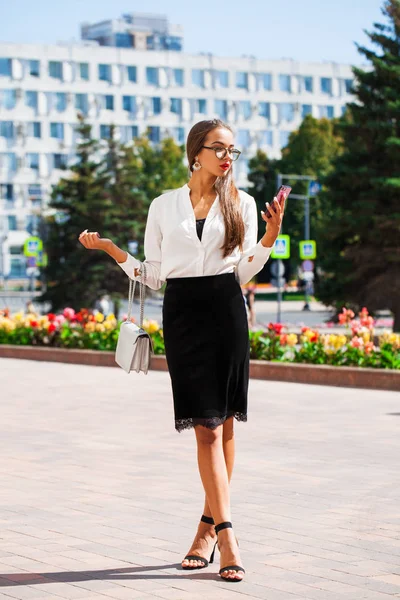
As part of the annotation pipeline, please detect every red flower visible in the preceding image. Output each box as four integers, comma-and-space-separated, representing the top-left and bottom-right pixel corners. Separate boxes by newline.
30, 320, 38, 328
75, 313, 83, 322
47, 313, 56, 322
48, 323, 57, 333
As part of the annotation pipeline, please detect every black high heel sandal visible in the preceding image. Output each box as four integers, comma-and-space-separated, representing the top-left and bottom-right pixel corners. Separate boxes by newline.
215, 521, 245, 582
181, 514, 218, 570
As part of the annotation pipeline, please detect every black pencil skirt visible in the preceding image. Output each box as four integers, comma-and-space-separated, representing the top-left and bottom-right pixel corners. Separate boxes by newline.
162, 272, 250, 433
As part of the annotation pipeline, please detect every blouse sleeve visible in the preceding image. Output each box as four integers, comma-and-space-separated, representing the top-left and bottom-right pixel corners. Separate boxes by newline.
236, 196, 273, 285
116, 199, 164, 290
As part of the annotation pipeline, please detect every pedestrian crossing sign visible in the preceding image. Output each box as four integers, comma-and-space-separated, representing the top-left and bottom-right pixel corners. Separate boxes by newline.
300, 240, 316, 259
271, 235, 290, 259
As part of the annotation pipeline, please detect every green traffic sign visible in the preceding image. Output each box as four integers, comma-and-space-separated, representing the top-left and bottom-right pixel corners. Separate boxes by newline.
271, 235, 290, 259
300, 240, 317, 259
24, 236, 43, 257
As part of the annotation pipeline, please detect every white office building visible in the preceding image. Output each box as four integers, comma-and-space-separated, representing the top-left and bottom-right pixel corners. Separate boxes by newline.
0, 12, 355, 280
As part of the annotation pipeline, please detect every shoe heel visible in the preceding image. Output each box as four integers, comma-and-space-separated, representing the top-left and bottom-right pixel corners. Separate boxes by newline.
209, 541, 217, 564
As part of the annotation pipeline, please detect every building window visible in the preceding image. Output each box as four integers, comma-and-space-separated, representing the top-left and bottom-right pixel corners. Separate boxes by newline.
216, 70, 229, 88
1, 183, 14, 200
214, 99, 228, 120
27, 122, 41, 138
0, 58, 12, 77
55, 92, 67, 112
173, 68, 184, 86
280, 131, 290, 148
50, 122, 64, 140
100, 124, 111, 139
29, 60, 40, 77
319, 105, 334, 119
75, 93, 88, 114
259, 102, 270, 119
0, 153, 17, 172
116, 33, 134, 48
127, 66, 137, 82
279, 74, 291, 92
237, 129, 250, 147
98, 64, 112, 82
170, 97, 182, 115
28, 184, 42, 199
26, 152, 39, 170
260, 130, 273, 146
302, 104, 312, 118
321, 77, 332, 94
302, 76, 313, 92
236, 72, 248, 89
25, 91, 38, 109
79, 62, 89, 80
7, 215, 17, 231
0, 121, 14, 139
344, 79, 353, 94
1, 89, 17, 110
258, 73, 272, 91
49, 61, 63, 80
341, 105, 347, 116
152, 97, 162, 114
103, 94, 114, 110
53, 153, 67, 169
148, 126, 160, 143
122, 95, 136, 113
192, 69, 205, 88
278, 103, 295, 122
120, 125, 139, 144
146, 67, 159, 86
239, 100, 251, 120
194, 98, 207, 114
173, 127, 185, 144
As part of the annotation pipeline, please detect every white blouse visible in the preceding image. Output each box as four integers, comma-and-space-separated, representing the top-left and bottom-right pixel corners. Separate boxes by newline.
117, 183, 274, 289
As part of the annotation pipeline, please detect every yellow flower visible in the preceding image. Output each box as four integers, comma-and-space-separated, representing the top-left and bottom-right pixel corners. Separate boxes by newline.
103, 320, 114, 330
13, 311, 24, 323
286, 333, 298, 346
95, 312, 105, 322
106, 313, 116, 321
142, 318, 160, 334
95, 323, 105, 332
362, 331, 370, 343
85, 322, 96, 333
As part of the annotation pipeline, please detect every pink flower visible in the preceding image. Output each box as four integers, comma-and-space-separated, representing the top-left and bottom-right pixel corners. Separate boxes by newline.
63, 307, 75, 320
55, 314, 66, 325
350, 336, 364, 348
364, 341, 374, 354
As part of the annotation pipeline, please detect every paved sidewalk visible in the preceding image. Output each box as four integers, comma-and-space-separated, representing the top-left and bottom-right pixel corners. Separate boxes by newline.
0, 358, 400, 600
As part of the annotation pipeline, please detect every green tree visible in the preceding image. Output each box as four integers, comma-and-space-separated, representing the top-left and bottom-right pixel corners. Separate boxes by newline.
316, 0, 400, 331
39, 116, 113, 311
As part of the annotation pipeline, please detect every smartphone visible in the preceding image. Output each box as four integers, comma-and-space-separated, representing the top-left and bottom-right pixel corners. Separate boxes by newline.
265, 185, 292, 218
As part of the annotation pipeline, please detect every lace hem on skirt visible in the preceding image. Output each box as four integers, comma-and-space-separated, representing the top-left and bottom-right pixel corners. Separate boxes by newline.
175, 412, 247, 433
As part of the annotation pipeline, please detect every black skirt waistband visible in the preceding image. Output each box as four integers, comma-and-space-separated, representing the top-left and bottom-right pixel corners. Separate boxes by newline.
166, 272, 236, 285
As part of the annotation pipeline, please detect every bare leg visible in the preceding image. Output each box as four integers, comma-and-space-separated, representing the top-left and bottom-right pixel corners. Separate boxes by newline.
194, 420, 243, 581
181, 417, 235, 569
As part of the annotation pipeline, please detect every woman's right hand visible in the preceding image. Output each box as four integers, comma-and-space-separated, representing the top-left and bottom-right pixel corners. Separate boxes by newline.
78, 229, 112, 252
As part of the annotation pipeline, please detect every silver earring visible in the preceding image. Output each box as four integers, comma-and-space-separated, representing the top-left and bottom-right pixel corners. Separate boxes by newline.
192, 158, 202, 171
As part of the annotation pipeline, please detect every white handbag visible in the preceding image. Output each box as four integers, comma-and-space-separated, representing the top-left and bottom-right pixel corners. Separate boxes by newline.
115, 262, 154, 374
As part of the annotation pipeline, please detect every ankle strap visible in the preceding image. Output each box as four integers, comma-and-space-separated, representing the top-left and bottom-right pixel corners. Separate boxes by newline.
201, 514, 214, 525
215, 521, 232, 534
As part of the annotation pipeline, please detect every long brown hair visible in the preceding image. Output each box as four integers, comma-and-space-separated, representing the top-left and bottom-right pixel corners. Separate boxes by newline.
186, 119, 245, 259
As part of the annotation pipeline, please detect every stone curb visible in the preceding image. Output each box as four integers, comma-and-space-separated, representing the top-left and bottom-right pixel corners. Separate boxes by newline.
0, 345, 399, 391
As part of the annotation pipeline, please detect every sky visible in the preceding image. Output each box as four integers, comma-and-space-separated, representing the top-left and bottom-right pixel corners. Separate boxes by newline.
1, 0, 385, 66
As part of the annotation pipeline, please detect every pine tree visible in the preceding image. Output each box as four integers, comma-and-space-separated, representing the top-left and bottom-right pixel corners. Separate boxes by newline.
316, 0, 400, 331
39, 115, 113, 311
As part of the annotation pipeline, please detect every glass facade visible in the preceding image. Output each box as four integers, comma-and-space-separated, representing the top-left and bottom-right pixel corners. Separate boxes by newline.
79, 62, 89, 80
25, 90, 38, 109
122, 95, 136, 113
302, 104, 312, 118
170, 97, 182, 115
152, 97, 161, 114
100, 124, 111, 139
279, 103, 295, 122
26, 152, 39, 170
29, 60, 40, 77
214, 99, 227, 120
127, 66, 137, 82
236, 72, 248, 89
103, 94, 114, 110
0, 58, 12, 77
216, 70, 229, 88
49, 61, 63, 79
279, 74, 291, 92
75, 93, 88, 114
173, 68, 184, 86
302, 76, 313, 92
148, 126, 160, 143
258, 73, 272, 91
321, 77, 332, 94
27, 122, 41, 138
120, 125, 138, 143
259, 102, 270, 119
2, 89, 17, 109
146, 67, 159, 86
98, 64, 112, 82
50, 122, 64, 139
0, 121, 14, 138
55, 92, 67, 112
192, 69, 205, 88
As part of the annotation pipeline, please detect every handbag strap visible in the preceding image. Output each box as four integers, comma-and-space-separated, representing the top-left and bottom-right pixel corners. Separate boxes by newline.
126, 262, 147, 328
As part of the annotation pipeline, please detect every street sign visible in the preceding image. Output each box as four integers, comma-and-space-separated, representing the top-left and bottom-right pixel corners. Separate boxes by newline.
27, 256, 37, 268
308, 181, 321, 196
270, 260, 285, 277
300, 240, 316, 260
24, 236, 43, 257
271, 235, 290, 259
302, 260, 314, 272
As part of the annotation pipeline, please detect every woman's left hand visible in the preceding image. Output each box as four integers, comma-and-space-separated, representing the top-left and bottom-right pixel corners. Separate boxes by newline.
261, 196, 286, 245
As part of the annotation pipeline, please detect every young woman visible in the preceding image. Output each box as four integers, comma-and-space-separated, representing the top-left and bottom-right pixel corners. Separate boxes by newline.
79, 118, 285, 582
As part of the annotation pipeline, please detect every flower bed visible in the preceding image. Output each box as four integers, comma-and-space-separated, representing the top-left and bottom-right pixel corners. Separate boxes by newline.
0, 306, 399, 370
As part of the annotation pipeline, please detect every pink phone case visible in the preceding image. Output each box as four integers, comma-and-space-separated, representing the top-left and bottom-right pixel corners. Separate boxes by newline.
265, 185, 291, 218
